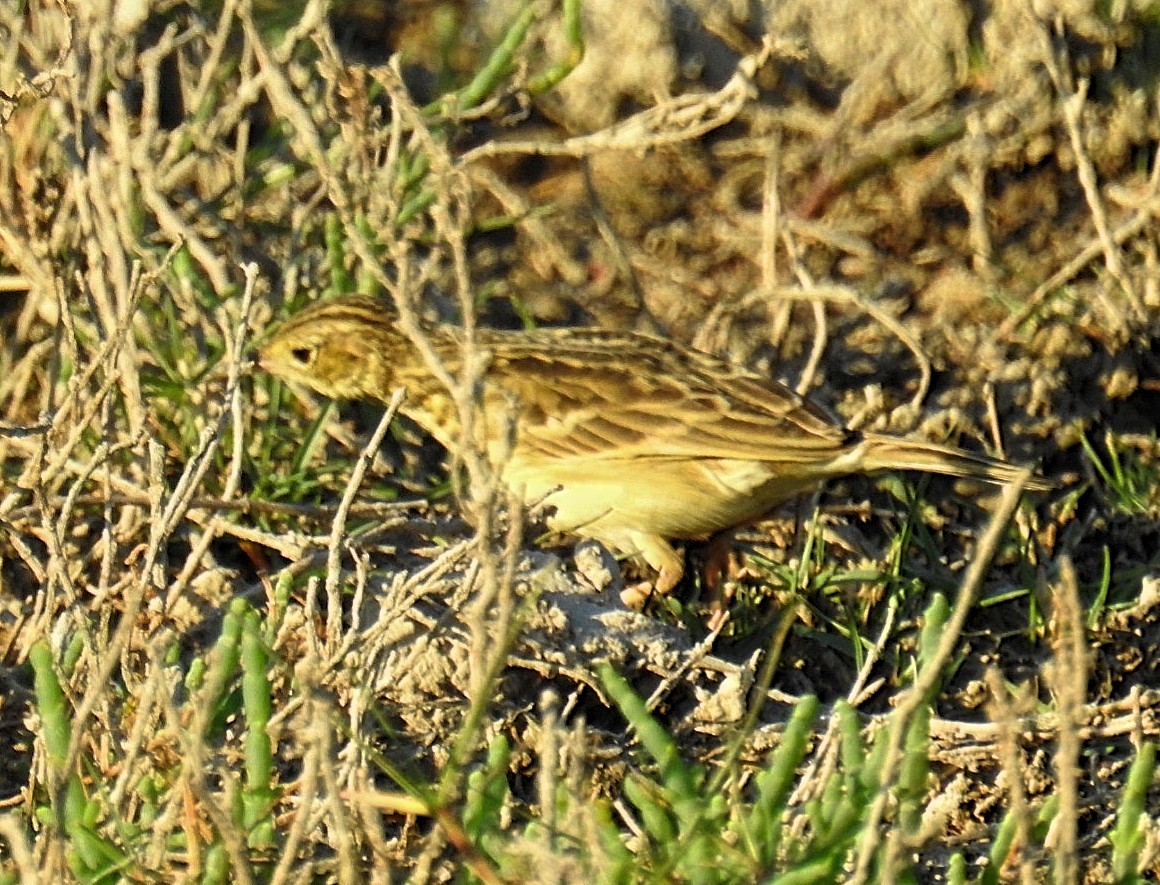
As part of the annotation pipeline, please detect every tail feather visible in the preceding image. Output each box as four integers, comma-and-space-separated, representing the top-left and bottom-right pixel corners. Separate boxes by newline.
858, 432, 1053, 491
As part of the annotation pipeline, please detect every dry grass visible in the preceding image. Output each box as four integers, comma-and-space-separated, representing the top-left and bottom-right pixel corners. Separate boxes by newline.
1, 0, 1160, 881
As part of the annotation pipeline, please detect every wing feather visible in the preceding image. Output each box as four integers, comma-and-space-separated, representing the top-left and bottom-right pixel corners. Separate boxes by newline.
472, 327, 853, 464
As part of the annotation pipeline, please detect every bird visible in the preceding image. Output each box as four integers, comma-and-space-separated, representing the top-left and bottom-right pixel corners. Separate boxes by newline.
257, 295, 1050, 600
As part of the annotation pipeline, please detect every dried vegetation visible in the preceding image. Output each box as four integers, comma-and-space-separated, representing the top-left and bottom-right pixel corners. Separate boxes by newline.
1, 0, 1160, 881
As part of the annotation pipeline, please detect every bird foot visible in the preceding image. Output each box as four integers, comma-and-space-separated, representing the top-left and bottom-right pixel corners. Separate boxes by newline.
620, 582, 653, 608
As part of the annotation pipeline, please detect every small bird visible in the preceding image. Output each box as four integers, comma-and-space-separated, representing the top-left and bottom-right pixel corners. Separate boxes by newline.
258, 295, 1050, 598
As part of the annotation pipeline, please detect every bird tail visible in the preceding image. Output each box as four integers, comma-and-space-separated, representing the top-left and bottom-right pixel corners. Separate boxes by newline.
858, 432, 1053, 491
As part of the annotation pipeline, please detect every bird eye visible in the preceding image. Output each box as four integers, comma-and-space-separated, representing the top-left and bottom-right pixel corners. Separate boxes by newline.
290, 346, 313, 365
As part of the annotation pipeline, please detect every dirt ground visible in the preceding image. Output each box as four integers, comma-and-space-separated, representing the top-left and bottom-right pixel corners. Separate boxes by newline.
2, 0, 1160, 880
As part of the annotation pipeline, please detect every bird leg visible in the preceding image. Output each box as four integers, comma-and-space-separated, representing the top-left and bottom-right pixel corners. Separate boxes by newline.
619, 533, 685, 608
699, 530, 738, 630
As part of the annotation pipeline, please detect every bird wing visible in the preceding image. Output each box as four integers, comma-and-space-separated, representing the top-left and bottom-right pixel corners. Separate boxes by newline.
473, 327, 854, 464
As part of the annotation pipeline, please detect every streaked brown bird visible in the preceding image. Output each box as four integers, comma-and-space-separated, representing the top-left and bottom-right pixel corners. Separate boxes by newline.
259, 296, 1050, 598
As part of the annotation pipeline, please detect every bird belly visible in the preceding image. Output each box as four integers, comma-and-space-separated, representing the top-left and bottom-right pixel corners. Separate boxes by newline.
502, 456, 822, 541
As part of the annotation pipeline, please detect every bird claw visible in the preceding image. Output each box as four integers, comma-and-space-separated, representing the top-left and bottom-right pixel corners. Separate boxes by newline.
620, 582, 653, 608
